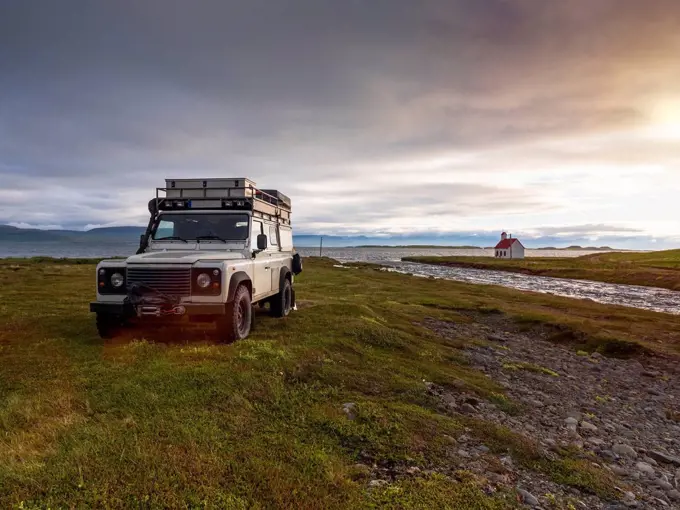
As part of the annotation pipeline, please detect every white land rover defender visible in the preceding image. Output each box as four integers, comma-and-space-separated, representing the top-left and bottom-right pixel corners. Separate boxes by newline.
89, 178, 303, 342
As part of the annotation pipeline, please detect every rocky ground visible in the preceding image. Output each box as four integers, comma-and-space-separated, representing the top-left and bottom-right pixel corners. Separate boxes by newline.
415, 313, 680, 509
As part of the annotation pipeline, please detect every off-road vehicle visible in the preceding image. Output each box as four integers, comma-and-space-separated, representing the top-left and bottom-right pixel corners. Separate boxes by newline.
90, 178, 302, 341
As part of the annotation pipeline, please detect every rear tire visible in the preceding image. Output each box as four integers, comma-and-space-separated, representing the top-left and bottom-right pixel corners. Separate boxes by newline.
217, 285, 252, 343
270, 278, 293, 318
96, 313, 122, 339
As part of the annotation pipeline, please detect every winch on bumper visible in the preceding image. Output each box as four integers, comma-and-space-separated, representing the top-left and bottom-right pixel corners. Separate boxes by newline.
89, 301, 226, 318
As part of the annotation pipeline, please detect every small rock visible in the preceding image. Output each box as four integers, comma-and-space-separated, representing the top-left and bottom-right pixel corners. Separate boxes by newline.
657, 479, 674, 491
613, 444, 638, 458
668, 489, 680, 501
588, 437, 605, 446
653, 496, 670, 507
649, 450, 680, 467
580, 421, 598, 433
457, 449, 472, 459
406, 466, 421, 475
352, 463, 371, 477
610, 464, 629, 477
342, 403, 357, 420
478, 445, 490, 454
487, 334, 507, 343
565, 417, 579, 426
464, 396, 482, 407
368, 479, 388, 488
642, 370, 661, 378
600, 450, 617, 461
591, 352, 603, 359
517, 488, 539, 507
636, 462, 655, 476
460, 403, 477, 414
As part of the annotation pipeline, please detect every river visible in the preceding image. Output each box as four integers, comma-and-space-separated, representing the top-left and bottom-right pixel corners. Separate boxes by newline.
295, 247, 679, 315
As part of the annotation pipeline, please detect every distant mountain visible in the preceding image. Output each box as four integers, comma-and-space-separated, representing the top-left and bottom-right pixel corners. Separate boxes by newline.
0, 225, 635, 250
0, 225, 144, 243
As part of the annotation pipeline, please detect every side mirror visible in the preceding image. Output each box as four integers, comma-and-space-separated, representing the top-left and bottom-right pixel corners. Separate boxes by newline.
257, 234, 268, 251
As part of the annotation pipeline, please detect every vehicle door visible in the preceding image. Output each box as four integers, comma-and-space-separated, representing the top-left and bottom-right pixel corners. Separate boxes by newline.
267, 222, 283, 291
250, 219, 272, 298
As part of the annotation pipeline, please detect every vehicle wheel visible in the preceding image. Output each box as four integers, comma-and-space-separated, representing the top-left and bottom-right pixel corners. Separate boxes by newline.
270, 278, 292, 318
96, 313, 122, 339
218, 285, 252, 343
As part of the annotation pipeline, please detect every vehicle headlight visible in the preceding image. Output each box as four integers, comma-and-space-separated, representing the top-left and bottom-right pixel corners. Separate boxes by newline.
110, 272, 125, 288
196, 272, 212, 289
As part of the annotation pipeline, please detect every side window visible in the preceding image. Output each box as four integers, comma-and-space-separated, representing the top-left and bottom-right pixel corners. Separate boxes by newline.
279, 227, 293, 250
250, 220, 263, 250
154, 219, 174, 239
269, 224, 279, 247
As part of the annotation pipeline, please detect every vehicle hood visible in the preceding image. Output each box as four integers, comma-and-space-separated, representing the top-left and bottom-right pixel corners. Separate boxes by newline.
125, 250, 246, 265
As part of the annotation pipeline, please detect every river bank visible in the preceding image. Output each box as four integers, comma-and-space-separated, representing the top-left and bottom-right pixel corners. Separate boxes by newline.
403, 250, 680, 292
2, 257, 680, 508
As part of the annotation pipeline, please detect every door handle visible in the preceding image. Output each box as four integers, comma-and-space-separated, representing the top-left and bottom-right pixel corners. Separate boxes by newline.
264, 266, 270, 270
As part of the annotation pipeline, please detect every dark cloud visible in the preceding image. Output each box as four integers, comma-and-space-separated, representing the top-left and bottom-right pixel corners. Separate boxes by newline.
0, 1, 679, 244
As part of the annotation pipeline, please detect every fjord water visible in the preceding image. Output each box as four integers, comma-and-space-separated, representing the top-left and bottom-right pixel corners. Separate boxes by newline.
1, 243, 677, 314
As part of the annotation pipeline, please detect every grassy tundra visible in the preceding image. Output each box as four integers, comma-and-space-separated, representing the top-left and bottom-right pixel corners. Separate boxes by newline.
2, 257, 680, 509
403, 249, 680, 291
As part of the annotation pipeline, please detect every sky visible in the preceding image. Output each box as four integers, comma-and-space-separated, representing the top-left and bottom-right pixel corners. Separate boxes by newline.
1, 0, 679, 249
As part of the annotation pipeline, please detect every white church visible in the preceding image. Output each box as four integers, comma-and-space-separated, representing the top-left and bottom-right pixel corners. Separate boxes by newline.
494, 232, 525, 259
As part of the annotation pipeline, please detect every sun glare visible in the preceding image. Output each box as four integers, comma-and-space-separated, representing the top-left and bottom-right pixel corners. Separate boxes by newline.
647, 99, 680, 139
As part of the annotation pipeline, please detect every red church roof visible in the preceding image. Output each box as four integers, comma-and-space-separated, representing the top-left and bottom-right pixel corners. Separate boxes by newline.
495, 238, 522, 249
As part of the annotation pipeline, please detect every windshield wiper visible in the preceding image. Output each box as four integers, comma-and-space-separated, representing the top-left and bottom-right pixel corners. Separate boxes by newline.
155, 236, 188, 243
196, 235, 228, 243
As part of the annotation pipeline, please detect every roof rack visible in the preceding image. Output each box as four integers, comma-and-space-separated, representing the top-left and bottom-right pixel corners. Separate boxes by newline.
154, 178, 291, 222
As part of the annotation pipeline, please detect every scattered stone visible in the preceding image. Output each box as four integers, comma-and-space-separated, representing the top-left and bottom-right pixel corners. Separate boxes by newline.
580, 421, 598, 433
635, 462, 655, 476
487, 334, 507, 343
368, 479, 388, 488
656, 479, 674, 491
342, 402, 357, 420
613, 444, 638, 458
517, 488, 539, 507
610, 464, 629, 477
422, 315, 680, 509
464, 396, 482, 407
649, 450, 680, 467
478, 445, 490, 454
406, 466, 421, 475
457, 449, 472, 459
460, 403, 477, 414
642, 370, 661, 378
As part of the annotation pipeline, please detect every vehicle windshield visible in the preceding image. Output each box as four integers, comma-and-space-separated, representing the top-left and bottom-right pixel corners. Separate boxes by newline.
151, 213, 250, 241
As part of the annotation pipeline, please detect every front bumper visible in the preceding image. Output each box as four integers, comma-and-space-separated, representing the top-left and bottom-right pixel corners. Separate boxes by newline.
90, 302, 226, 316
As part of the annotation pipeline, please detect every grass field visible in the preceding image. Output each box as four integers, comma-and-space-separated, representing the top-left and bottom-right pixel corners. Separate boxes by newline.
403, 249, 680, 291
2, 257, 680, 508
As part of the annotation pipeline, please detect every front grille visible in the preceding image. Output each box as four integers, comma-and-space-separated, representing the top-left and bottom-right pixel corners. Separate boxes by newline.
126, 267, 192, 297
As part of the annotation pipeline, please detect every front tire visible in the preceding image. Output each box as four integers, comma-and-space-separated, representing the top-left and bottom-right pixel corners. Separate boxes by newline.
218, 285, 252, 343
271, 278, 293, 318
96, 313, 122, 339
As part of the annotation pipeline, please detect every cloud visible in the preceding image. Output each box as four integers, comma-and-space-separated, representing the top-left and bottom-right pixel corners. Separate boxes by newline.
0, 1, 679, 247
